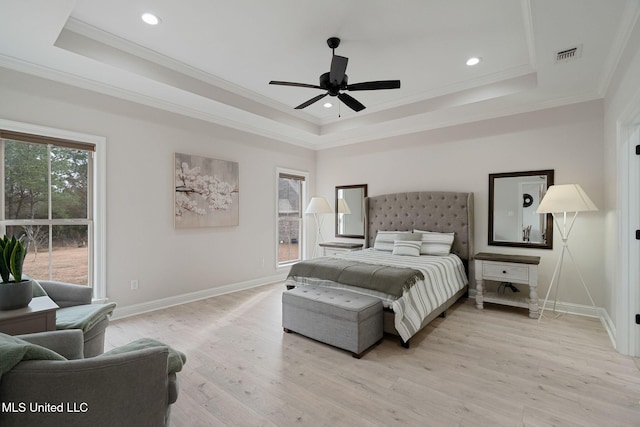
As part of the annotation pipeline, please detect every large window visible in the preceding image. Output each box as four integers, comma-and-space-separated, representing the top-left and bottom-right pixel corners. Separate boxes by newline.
277, 169, 307, 266
1, 129, 95, 287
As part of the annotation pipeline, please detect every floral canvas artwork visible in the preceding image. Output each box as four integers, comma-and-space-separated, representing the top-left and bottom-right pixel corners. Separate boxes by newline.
174, 153, 239, 228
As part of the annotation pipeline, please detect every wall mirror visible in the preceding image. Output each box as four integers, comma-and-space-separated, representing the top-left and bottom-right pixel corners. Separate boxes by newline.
335, 184, 368, 239
489, 170, 554, 249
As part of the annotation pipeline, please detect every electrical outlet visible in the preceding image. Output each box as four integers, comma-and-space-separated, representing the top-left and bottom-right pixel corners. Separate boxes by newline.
130, 279, 139, 290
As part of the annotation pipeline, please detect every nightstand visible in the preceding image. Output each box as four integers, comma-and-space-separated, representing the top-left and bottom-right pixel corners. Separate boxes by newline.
319, 242, 363, 256
474, 252, 540, 319
0, 296, 59, 335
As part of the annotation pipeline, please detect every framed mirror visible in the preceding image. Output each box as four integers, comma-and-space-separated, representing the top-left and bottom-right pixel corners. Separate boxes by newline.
489, 170, 554, 249
335, 184, 368, 239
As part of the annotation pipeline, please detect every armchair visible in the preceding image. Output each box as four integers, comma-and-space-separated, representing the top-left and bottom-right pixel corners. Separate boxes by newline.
0, 329, 182, 427
36, 280, 115, 357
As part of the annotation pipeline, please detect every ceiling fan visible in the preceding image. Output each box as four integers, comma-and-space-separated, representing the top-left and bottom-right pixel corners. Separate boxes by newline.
269, 37, 401, 112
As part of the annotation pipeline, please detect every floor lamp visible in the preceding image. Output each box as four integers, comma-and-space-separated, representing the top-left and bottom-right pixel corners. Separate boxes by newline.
305, 197, 332, 258
536, 184, 598, 322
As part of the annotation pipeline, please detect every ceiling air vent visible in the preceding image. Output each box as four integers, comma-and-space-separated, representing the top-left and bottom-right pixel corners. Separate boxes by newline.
555, 45, 582, 63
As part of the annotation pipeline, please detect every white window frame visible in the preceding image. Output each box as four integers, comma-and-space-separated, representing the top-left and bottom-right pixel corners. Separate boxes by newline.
0, 119, 106, 301
275, 167, 308, 269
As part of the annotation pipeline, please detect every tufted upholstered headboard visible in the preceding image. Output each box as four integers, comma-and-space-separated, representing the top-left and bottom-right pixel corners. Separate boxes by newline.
364, 192, 474, 263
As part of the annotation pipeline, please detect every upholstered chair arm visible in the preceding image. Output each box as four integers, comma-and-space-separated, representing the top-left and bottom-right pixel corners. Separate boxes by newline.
38, 280, 93, 307
16, 329, 85, 360
167, 372, 179, 404
0, 347, 171, 427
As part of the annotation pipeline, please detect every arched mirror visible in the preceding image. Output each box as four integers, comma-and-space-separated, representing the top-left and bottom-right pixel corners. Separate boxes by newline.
489, 170, 554, 249
335, 184, 367, 239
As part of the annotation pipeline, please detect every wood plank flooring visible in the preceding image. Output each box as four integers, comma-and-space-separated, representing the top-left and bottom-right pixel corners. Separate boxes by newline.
105, 283, 640, 426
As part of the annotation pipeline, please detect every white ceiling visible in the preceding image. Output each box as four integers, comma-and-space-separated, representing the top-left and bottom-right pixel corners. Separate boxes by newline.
0, 0, 637, 149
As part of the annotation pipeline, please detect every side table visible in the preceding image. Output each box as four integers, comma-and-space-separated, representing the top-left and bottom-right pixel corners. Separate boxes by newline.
474, 252, 540, 319
319, 242, 364, 256
0, 296, 59, 335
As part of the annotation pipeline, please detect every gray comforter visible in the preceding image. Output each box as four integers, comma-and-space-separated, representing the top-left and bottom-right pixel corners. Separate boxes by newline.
287, 257, 424, 297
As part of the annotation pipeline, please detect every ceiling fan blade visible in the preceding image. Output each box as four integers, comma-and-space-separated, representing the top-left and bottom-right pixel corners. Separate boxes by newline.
329, 55, 348, 85
295, 93, 328, 109
269, 81, 322, 89
347, 80, 401, 91
338, 93, 366, 112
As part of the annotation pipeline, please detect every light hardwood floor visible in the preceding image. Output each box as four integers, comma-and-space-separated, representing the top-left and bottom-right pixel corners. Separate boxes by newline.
105, 283, 640, 426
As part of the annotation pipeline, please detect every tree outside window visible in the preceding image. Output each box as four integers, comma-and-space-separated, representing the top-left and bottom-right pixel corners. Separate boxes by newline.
2, 138, 92, 285
277, 172, 306, 265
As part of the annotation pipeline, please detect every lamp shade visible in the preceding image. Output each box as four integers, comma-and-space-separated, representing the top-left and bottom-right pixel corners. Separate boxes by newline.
337, 198, 351, 214
536, 184, 598, 214
305, 197, 332, 214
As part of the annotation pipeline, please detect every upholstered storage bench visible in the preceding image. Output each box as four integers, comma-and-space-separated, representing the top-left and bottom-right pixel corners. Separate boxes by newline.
282, 286, 383, 358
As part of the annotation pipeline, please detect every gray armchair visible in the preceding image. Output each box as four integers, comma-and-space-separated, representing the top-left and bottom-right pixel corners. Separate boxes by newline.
37, 280, 114, 357
0, 330, 181, 427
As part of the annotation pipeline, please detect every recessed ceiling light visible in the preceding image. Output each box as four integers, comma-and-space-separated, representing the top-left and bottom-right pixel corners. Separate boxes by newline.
466, 57, 481, 66
141, 13, 161, 25
323, 102, 333, 108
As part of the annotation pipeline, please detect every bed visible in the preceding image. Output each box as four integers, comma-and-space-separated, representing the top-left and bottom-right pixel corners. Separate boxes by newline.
286, 191, 474, 346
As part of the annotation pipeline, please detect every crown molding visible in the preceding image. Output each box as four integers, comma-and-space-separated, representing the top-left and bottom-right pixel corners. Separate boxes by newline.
0, 54, 318, 149
597, 0, 640, 97
63, 18, 320, 125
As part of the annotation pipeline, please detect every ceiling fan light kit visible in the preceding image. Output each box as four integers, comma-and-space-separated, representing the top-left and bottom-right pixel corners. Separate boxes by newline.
269, 37, 401, 112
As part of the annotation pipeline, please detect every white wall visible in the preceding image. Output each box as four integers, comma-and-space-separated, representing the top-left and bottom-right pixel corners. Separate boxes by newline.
0, 64, 619, 320
317, 100, 606, 308
0, 68, 316, 309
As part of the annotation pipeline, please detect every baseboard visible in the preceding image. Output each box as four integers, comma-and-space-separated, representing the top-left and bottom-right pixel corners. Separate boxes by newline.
540, 302, 617, 350
598, 307, 617, 350
111, 272, 288, 320
112, 278, 618, 349
539, 300, 600, 318
468, 288, 616, 344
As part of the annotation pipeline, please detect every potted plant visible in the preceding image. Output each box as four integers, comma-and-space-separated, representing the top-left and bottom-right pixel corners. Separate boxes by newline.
0, 235, 32, 310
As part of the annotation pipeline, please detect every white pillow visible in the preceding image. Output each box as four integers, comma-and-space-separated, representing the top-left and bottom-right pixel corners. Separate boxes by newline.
414, 229, 455, 255
373, 231, 397, 251
392, 240, 422, 257
374, 231, 416, 251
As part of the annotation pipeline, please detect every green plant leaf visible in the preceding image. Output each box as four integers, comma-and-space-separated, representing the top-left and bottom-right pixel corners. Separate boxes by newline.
0, 236, 27, 283
0, 254, 8, 283
2, 239, 15, 281
10, 242, 26, 283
